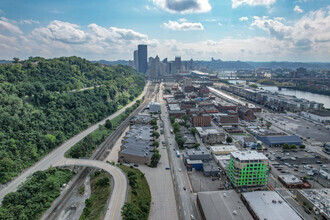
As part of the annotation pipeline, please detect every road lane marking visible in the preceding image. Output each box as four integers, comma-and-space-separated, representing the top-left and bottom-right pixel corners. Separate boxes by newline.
112, 168, 123, 220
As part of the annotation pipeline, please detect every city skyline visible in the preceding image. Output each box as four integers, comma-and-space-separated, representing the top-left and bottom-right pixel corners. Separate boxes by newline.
0, 0, 329, 62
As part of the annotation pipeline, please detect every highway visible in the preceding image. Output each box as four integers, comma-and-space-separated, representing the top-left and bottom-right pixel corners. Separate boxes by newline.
159, 84, 200, 220
0, 82, 149, 203
53, 158, 127, 220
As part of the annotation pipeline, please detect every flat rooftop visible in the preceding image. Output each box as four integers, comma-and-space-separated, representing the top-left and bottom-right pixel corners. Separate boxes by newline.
298, 189, 329, 219
210, 145, 238, 155
309, 110, 330, 117
279, 175, 303, 185
198, 190, 253, 220
231, 151, 267, 161
242, 191, 302, 220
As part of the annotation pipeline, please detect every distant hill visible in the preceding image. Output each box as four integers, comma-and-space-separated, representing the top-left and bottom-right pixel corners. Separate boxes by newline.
0, 60, 12, 64
194, 60, 254, 70
246, 61, 330, 69
92, 60, 130, 66
193, 60, 330, 70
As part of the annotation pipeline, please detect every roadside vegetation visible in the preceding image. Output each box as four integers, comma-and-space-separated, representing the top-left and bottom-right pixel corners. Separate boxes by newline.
118, 165, 151, 220
0, 168, 73, 219
79, 171, 111, 220
66, 99, 142, 158
0, 56, 145, 184
170, 115, 191, 149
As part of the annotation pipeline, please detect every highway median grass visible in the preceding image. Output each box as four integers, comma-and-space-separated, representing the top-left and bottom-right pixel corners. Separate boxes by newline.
117, 165, 151, 220
79, 171, 111, 220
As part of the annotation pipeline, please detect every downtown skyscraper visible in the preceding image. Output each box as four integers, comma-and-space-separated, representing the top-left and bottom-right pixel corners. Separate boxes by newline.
138, 45, 147, 74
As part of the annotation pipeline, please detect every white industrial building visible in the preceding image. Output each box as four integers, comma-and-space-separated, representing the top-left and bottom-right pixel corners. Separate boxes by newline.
301, 110, 330, 123
210, 145, 238, 169
242, 191, 302, 220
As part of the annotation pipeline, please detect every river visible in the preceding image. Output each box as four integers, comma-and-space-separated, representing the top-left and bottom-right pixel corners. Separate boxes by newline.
227, 80, 330, 108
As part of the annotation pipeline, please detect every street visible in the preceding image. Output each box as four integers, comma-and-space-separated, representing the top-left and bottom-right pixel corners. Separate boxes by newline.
159, 84, 200, 220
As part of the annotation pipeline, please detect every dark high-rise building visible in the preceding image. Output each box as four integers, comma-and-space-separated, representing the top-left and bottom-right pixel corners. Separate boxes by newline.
138, 45, 147, 74
133, 50, 138, 70
174, 56, 182, 73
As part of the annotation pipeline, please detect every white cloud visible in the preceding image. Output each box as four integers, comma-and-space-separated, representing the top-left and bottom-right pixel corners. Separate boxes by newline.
232, 0, 276, 8
239, 16, 248, 21
251, 7, 330, 52
178, 18, 187, 23
152, 0, 211, 14
32, 20, 88, 44
0, 9, 329, 62
217, 22, 222, 26
20, 19, 40, 24
294, 5, 304, 13
0, 17, 22, 35
163, 20, 204, 31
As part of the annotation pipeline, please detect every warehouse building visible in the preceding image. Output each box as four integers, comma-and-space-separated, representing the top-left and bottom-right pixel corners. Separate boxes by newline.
241, 191, 302, 220
226, 151, 269, 189
258, 135, 302, 147
149, 102, 161, 113
197, 190, 253, 220
118, 124, 154, 165
130, 115, 153, 125
196, 127, 226, 144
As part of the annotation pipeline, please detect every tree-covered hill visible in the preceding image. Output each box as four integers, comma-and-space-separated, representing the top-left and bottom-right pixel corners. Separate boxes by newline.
0, 57, 145, 184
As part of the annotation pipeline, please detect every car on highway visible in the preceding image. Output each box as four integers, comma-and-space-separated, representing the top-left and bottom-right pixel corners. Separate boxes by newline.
190, 215, 195, 220
183, 187, 186, 190
133, 164, 139, 167
178, 168, 182, 172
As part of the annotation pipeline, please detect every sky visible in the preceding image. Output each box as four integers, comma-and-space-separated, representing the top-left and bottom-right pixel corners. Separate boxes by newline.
0, 0, 329, 62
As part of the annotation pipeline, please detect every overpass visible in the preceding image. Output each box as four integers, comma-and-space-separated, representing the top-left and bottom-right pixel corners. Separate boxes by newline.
53, 158, 127, 220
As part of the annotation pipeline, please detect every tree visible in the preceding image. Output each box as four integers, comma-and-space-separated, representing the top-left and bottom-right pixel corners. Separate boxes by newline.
152, 125, 158, 130
152, 131, 160, 139
105, 119, 112, 129
181, 114, 190, 123
172, 122, 180, 133
290, 144, 297, 149
13, 57, 19, 63
96, 177, 110, 187
266, 121, 272, 129
121, 203, 141, 220
169, 116, 175, 124
150, 150, 161, 167
299, 144, 306, 149
190, 127, 196, 136
282, 143, 290, 150
226, 136, 233, 143
193, 143, 200, 148
259, 117, 264, 122
152, 140, 159, 148
150, 118, 157, 126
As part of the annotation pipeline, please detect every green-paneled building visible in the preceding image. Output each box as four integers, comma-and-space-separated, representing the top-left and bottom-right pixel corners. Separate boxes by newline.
227, 151, 269, 188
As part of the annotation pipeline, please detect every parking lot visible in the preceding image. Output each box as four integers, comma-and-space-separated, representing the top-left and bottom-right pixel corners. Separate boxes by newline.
188, 171, 227, 192
260, 113, 330, 142
266, 149, 330, 188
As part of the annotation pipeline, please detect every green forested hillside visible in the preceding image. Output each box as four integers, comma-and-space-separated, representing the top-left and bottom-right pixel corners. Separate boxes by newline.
0, 57, 145, 184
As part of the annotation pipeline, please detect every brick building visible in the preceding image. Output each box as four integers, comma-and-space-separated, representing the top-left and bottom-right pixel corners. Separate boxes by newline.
192, 113, 212, 127
238, 106, 256, 121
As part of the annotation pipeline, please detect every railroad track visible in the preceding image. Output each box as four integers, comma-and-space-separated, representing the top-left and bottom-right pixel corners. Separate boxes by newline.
44, 82, 157, 220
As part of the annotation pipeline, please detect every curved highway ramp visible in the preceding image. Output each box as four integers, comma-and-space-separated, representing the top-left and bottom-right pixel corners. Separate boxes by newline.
54, 158, 127, 220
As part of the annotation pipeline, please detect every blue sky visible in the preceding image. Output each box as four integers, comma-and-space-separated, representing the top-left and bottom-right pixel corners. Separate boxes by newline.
0, 0, 329, 61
